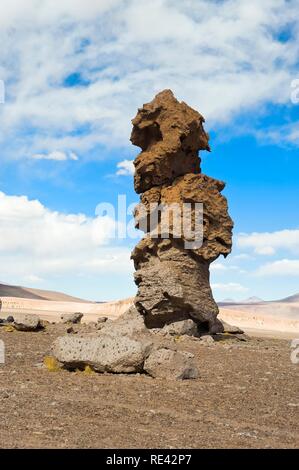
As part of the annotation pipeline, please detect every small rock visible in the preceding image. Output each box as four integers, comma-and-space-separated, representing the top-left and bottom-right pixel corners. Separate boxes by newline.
61, 312, 83, 324
161, 319, 199, 337
220, 320, 244, 334
198, 335, 215, 345
34, 362, 44, 369
13, 314, 41, 331
100, 306, 147, 338
97, 316, 108, 324
144, 348, 199, 380
234, 333, 249, 342
66, 327, 75, 334
7, 316, 14, 323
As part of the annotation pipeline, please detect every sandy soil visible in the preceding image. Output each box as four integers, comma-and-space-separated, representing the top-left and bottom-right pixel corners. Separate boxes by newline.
0, 323, 298, 449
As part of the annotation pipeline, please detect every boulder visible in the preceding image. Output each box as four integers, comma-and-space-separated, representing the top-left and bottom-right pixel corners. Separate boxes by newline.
220, 320, 244, 334
61, 312, 83, 324
144, 348, 199, 380
52, 334, 153, 373
160, 319, 199, 337
13, 314, 41, 331
198, 335, 215, 345
99, 306, 147, 338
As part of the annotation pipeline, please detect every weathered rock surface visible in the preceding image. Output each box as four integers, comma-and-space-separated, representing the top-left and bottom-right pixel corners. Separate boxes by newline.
50, 90, 233, 379
144, 348, 199, 379
61, 312, 83, 324
198, 335, 215, 345
220, 320, 244, 334
52, 334, 153, 373
99, 306, 148, 338
131, 90, 233, 331
161, 319, 199, 337
13, 314, 41, 331
131, 89, 210, 194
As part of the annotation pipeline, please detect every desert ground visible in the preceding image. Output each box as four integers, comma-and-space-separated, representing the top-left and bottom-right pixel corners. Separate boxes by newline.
0, 322, 298, 449
0, 284, 298, 448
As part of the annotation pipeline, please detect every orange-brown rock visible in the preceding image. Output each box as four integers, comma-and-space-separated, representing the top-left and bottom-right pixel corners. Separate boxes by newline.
131, 89, 210, 194
134, 173, 233, 261
131, 90, 233, 333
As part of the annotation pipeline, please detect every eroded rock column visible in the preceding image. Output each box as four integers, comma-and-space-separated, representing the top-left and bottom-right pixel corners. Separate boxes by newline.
131, 90, 233, 332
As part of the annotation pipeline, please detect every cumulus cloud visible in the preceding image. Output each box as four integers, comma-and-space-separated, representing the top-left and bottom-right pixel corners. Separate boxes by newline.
237, 228, 299, 255
116, 159, 134, 176
0, 0, 298, 161
32, 150, 78, 161
0, 191, 132, 286
256, 259, 299, 277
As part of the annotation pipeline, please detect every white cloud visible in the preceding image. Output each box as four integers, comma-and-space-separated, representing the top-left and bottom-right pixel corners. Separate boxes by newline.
32, 150, 78, 161
210, 262, 240, 271
237, 228, 299, 255
116, 159, 134, 176
256, 259, 299, 277
232, 253, 253, 260
0, 191, 133, 286
0, 0, 298, 160
211, 282, 249, 293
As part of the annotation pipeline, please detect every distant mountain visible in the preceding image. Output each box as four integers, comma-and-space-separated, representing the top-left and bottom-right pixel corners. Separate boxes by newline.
218, 296, 264, 307
0, 282, 89, 302
278, 293, 299, 303
241, 296, 264, 304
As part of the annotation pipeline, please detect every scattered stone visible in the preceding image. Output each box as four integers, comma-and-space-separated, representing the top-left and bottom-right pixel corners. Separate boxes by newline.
160, 319, 199, 337
220, 320, 244, 334
7, 316, 14, 323
198, 335, 215, 345
13, 314, 41, 331
97, 316, 108, 324
66, 327, 75, 334
52, 334, 153, 374
34, 362, 44, 369
234, 333, 250, 342
144, 348, 199, 380
61, 312, 83, 324
99, 306, 147, 338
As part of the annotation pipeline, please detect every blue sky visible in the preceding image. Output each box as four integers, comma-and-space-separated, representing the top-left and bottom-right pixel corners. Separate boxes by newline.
0, 0, 298, 302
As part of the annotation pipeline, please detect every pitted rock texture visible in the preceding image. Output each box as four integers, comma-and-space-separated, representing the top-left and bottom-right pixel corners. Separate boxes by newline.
134, 173, 232, 260
52, 334, 153, 374
131, 89, 210, 194
131, 90, 233, 331
50, 90, 232, 378
144, 348, 199, 380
